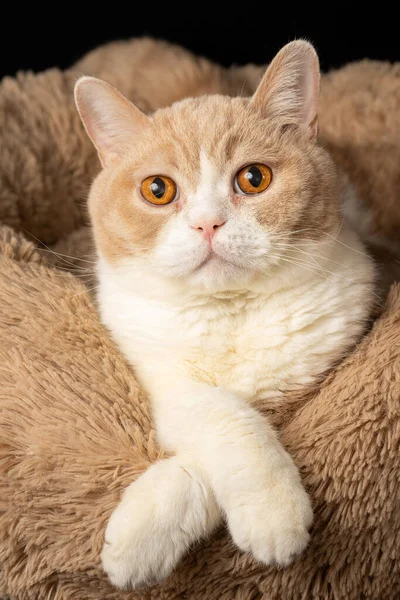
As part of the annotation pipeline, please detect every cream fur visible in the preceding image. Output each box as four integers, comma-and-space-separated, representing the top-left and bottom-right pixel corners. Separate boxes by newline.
75, 41, 376, 590
97, 177, 374, 589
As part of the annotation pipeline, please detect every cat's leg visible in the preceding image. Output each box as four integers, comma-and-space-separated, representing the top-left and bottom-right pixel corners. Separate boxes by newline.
153, 379, 313, 568
101, 454, 221, 589
102, 378, 312, 589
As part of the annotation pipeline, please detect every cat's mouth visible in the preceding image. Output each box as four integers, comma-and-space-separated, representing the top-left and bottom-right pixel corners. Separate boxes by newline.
195, 250, 234, 272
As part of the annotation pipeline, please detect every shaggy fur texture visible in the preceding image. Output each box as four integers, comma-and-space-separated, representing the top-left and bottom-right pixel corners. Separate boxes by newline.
0, 38, 399, 599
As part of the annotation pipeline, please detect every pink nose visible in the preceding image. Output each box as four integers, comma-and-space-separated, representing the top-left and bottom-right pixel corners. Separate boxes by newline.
191, 218, 226, 244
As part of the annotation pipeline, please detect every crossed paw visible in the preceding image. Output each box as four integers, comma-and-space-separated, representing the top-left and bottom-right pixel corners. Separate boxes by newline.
101, 457, 312, 589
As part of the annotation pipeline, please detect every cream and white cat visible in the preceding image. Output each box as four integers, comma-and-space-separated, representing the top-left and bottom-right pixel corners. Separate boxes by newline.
75, 41, 375, 589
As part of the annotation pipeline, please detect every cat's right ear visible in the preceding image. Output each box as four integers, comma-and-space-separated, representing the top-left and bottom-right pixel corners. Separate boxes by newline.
74, 77, 150, 168
251, 40, 320, 140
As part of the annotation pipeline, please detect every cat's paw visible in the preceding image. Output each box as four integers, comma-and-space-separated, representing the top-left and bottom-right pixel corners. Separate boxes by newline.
228, 473, 313, 567
101, 457, 220, 590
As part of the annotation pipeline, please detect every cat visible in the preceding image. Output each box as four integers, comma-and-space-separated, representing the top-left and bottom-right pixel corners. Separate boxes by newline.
74, 40, 375, 590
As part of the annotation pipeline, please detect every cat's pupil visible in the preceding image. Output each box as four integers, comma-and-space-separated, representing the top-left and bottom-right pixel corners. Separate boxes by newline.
246, 166, 263, 188
150, 177, 165, 198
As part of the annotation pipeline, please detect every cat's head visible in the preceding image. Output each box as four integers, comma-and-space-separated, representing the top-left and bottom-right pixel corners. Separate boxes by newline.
75, 41, 339, 292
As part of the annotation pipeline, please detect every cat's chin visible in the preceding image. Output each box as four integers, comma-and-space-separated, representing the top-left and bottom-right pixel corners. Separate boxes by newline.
187, 254, 253, 291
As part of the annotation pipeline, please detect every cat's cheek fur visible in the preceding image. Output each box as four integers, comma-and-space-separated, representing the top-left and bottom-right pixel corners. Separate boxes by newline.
153, 214, 210, 278
153, 207, 275, 290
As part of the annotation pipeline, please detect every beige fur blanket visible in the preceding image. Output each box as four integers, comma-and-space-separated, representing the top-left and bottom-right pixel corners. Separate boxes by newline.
0, 38, 399, 600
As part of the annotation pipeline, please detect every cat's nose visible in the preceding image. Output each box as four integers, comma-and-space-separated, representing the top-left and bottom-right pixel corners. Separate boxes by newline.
190, 218, 226, 244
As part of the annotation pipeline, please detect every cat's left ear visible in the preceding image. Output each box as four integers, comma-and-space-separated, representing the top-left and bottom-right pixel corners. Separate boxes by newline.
74, 76, 150, 167
251, 40, 320, 140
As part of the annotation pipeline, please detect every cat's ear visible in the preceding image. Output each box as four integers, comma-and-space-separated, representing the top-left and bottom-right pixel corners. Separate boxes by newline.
74, 76, 150, 167
251, 40, 320, 139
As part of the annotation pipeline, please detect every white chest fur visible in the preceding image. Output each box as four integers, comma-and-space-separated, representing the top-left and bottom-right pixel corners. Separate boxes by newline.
97, 227, 375, 403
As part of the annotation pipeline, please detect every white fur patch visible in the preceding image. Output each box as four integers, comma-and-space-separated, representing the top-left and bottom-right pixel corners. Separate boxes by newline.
96, 160, 375, 590
186, 151, 229, 228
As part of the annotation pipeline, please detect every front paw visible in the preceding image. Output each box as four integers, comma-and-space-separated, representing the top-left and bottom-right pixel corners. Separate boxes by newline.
228, 473, 313, 567
101, 457, 220, 590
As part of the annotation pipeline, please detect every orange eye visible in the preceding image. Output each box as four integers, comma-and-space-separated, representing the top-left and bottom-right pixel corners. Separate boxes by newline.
235, 164, 272, 195
140, 175, 177, 205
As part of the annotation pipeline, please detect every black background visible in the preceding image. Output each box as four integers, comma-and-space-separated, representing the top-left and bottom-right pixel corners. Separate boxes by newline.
1, 7, 399, 79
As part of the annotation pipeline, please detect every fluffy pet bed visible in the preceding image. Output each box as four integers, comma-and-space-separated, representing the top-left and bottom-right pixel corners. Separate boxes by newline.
0, 38, 400, 600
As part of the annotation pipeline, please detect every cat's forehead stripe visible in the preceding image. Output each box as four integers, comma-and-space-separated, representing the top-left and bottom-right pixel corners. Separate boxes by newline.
199, 150, 221, 190
199, 150, 217, 183
191, 151, 227, 201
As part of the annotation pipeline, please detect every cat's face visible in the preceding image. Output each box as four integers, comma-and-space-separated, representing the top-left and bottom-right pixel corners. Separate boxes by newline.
76, 41, 340, 291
